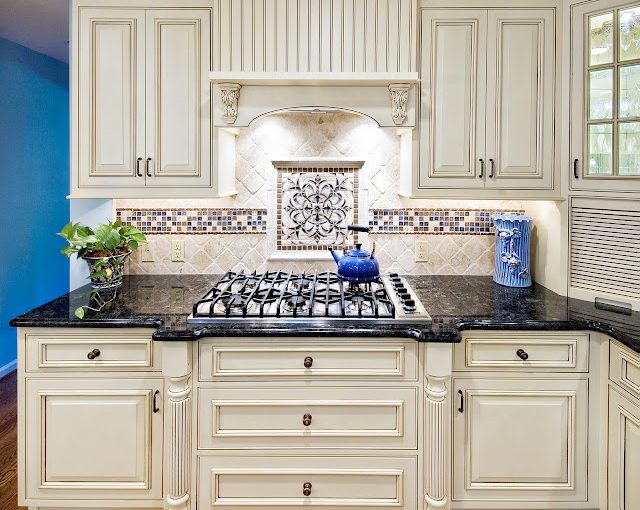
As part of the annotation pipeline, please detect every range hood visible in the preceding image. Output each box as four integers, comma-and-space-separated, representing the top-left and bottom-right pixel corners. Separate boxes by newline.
209, 71, 419, 127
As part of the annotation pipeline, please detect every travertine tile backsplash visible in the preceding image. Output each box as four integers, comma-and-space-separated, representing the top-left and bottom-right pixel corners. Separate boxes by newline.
117, 112, 523, 276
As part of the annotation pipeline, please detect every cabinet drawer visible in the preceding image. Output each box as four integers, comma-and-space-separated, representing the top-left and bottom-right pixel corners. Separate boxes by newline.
25, 331, 158, 371
610, 341, 640, 400
198, 387, 417, 450
454, 333, 589, 371
198, 455, 417, 510
198, 339, 418, 381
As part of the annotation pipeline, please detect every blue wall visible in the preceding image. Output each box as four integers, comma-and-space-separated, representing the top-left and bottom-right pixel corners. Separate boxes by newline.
0, 37, 69, 372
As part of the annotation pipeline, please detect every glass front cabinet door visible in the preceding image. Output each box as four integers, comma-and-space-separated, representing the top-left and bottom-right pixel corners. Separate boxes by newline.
571, 0, 640, 192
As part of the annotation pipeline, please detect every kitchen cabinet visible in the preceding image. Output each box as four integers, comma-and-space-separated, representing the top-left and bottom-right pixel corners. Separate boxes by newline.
418, 7, 556, 196
17, 328, 164, 507
608, 340, 640, 510
73, 4, 212, 196
570, 0, 640, 193
451, 331, 591, 507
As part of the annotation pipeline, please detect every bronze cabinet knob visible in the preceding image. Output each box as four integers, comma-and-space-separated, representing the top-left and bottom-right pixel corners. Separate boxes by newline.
516, 349, 529, 361
303, 413, 312, 426
87, 349, 101, 360
303, 356, 313, 368
302, 482, 312, 496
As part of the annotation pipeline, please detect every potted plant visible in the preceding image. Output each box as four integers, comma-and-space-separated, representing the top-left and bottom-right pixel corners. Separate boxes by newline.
58, 220, 147, 318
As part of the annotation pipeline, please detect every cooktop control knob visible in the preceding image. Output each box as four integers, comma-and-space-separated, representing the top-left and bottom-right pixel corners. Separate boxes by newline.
403, 299, 416, 312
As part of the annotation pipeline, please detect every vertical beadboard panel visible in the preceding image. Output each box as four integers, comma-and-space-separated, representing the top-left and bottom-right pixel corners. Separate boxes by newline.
342, 0, 354, 71
365, 0, 377, 71
264, 0, 277, 71
242, 0, 254, 71
353, 0, 366, 71
309, 0, 321, 71
298, 0, 309, 71
287, 0, 299, 70
331, 0, 343, 71
213, 0, 415, 72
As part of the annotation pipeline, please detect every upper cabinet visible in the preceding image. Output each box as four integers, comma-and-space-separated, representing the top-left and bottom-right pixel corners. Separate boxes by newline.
416, 6, 557, 197
571, 0, 640, 193
72, 5, 213, 198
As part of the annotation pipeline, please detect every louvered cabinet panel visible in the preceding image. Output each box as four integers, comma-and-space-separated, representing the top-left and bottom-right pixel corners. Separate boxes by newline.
212, 0, 416, 72
569, 198, 640, 309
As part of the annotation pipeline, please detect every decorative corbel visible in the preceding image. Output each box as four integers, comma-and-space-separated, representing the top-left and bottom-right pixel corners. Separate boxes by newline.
219, 83, 242, 125
388, 84, 410, 126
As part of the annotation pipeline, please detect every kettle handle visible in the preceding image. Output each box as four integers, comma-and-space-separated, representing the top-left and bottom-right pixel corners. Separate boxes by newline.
348, 225, 370, 233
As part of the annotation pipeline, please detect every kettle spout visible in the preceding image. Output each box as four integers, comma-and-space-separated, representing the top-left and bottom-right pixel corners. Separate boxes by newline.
328, 247, 342, 265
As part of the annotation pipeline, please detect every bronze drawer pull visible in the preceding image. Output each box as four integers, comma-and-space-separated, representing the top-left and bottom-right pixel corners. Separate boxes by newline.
87, 348, 101, 360
303, 482, 312, 496
303, 413, 312, 426
146, 157, 152, 177
516, 349, 529, 361
136, 157, 143, 177
153, 390, 160, 413
303, 356, 313, 368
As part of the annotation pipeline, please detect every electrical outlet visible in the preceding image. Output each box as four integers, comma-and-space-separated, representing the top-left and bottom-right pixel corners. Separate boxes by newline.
415, 240, 429, 262
171, 239, 185, 262
140, 244, 154, 262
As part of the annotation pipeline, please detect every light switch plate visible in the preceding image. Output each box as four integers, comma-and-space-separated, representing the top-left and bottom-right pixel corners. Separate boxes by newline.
171, 239, 185, 262
415, 240, 429, 262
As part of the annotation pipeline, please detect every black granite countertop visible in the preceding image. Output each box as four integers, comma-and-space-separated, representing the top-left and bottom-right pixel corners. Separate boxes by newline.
8, 274, 640, 353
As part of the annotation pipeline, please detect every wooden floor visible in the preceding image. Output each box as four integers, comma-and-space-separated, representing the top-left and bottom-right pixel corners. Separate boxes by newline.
0, 371, 24, 510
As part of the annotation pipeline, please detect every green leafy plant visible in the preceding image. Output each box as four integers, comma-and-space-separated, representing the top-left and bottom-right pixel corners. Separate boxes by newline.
58, 220, 147, 319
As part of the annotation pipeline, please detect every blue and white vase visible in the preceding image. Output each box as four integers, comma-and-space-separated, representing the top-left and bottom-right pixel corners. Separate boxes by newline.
493, 214, 533, 288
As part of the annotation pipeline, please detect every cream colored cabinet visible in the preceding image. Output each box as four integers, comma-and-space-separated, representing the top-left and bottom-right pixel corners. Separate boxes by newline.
74, 5, 211, 196
24, 378, 164, 501
419, 7, 555, 195
608, 387, 640, 510
570, 0, 640, 193
452, 377, 588, 504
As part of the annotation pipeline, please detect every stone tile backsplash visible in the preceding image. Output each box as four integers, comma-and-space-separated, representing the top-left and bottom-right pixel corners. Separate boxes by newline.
118, 112, 525, 276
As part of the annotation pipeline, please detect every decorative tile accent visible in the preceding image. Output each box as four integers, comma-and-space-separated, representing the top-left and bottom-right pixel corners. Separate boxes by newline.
116, 208, 267, 234
275, 164, 361, 251
369, 209, 526, 235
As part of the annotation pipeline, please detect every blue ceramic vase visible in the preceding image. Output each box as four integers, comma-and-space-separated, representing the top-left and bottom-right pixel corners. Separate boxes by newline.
493, 214, 533, 288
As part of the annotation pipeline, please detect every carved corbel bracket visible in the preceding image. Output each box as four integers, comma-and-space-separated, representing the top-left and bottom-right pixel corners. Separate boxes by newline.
219, 83, 242, 125
388, 83, 410, 126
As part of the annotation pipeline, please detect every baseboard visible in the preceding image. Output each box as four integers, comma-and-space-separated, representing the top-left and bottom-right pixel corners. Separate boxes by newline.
0, 359, 17, 379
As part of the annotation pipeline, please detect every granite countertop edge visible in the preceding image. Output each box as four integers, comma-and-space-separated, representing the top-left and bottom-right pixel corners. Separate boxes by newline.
9, 315, 639, 353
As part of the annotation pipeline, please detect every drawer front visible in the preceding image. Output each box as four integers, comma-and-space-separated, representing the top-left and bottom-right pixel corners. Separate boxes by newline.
198, 456, 417, 510
198, 339, 418, 381
610, 341, 640, 400
198, 387, 417, 450
454, 333, 589, 371
25, 332, 158, 371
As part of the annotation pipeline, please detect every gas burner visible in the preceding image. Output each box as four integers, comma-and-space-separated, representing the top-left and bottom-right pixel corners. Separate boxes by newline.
189, 271, 431, 324
284, 294, 309, 312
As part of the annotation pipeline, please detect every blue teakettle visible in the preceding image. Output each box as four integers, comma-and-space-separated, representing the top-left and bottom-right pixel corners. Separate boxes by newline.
329, 225, 380, 284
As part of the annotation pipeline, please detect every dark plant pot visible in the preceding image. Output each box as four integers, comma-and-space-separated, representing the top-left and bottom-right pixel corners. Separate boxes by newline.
83, 251, 131, 289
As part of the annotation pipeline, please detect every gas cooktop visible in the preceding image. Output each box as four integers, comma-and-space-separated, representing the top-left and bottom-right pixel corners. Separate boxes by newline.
188, 270, 431, 325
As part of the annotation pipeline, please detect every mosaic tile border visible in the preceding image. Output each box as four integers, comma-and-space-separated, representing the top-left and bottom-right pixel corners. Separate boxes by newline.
369, 208, 526, 235
275, 165, 360, 252
116, 208, 267, 234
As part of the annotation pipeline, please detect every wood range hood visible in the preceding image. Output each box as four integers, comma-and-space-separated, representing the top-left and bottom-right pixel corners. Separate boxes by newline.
209, 71, 419, 128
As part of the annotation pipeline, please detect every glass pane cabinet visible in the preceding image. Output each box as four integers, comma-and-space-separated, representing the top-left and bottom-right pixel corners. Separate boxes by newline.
572, 0, 640, 191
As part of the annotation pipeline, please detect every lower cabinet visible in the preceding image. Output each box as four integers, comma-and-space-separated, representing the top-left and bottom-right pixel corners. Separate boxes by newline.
452, 377, 589, 504
198, 455, 417, 510
24, 377, 164, 501
608, 384, 640, 510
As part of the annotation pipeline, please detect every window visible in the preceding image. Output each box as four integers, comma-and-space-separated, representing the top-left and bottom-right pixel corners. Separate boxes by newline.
586, 6, 640, 177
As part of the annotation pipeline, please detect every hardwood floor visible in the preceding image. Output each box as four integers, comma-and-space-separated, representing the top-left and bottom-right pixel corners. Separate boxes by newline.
0, 371, 24, 510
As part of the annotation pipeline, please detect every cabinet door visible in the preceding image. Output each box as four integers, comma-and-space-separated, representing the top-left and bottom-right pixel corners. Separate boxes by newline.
571, 0, 640, 192
608, 387, 640, 510
419, 9, 487, 189
24, 378, 163, 502
485, 9, 555, 190
452, 377, 588, 503
145, 9, 211, 188
78, 8, 146, 188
